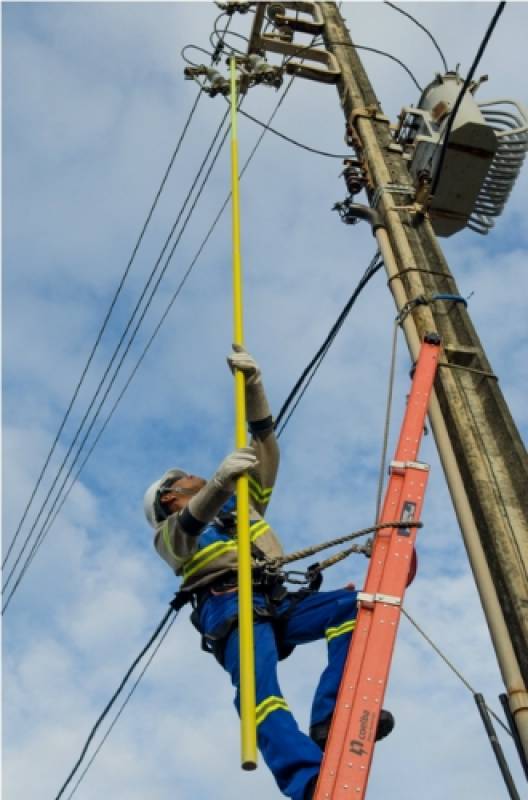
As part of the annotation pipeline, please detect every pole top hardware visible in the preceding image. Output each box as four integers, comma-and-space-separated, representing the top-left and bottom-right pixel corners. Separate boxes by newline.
184, 54, 283, 97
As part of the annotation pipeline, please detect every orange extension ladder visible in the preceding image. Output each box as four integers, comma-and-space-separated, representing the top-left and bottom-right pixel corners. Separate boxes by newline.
315, 332, 441, 799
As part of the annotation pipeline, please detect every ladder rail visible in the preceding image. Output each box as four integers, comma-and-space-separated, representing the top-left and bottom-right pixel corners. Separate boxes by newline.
315, 334, 441, 799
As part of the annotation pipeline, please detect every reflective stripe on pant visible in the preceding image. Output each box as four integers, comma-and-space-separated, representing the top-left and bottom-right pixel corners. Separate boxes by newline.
200, 588, 358, 800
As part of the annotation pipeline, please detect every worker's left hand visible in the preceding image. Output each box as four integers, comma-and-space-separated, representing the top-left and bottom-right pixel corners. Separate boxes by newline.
227, 343, 262, 385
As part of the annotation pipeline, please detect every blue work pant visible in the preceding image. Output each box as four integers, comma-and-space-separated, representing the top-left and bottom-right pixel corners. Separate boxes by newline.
198, 588, 358, 800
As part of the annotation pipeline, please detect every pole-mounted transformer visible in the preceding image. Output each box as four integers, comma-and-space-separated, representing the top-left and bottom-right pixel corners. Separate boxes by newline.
395, 71, 528, 236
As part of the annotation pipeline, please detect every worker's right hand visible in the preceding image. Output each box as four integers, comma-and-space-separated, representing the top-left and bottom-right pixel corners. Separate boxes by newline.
212, 447, 259, 492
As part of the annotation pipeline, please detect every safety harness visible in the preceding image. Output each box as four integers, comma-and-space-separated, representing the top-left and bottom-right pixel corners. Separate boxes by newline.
171, 520, 421, 665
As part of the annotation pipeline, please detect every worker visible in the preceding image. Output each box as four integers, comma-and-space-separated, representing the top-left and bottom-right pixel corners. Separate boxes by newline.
144, 345, 393, 800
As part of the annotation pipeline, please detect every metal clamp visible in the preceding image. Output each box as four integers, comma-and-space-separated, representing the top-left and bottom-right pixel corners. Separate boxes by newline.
389, 460, 430, 474
348, 106, 391, 127
357, 592, 402, 608
372, 183, 415, 209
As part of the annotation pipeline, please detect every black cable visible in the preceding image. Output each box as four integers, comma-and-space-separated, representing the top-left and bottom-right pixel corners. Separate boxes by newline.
2, 111, 231, 612
351, 44, 423, 93
210, 25, 250, 56
275, 252, 383, 436
237, 107, 350, 158
53, 606, 177, 800
4, 74, 299, 610
65, 613, 177, 800
180, 43, 215, 66
3, 89, 203, 573
211, 12, 232, 64
32, 77, 300, 569
19, 79, 297, 585
384, 1, 448, 73
323, 40, 423, 92
431, 1, 506, 196
276, 33, 423, 92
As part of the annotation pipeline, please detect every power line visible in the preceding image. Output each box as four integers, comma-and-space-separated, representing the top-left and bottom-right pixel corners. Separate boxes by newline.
3, 111, 231, 612
49, 247, 382, 800
237, 107, 351, 158
323, 40, 423, 92
64, 613, 177, 800
384, 1, 449, 73
275, 251, 383, 436
3, 89, 203, 573
44, 76, 303, 796
16, 82, 297, 595
53, 606, 178, 800
3, 74, 299, 612
431, 1, 507, 195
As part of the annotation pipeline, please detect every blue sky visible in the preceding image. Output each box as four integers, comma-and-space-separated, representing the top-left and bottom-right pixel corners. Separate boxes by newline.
3, 2, 528, 799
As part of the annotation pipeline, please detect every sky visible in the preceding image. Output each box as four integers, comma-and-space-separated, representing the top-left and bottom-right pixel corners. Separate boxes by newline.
3, 2, 528, 799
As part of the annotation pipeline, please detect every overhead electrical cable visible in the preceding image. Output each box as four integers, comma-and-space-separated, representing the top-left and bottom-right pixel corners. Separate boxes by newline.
49, 75, 302, 796
275, 251, 383, 436
53, 606, 179, 800
431, 1, 507, 195
49, 250, 385, 800
2, 111, 231, 612
4, 73, 305, 611
277, 34, 423, 92
322, 40, 423, 92
383, 1, 449, 72
180, 43, 215, 66
64, 614, 177, 800
236, 107, 351, 158
26, 77, 300, 584
3, 89, 203, 573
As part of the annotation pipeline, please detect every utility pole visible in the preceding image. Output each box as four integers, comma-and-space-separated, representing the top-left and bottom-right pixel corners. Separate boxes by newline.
315, 1, 528, 752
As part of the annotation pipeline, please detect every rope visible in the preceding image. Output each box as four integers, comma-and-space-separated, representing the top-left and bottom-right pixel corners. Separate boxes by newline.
375, 320, 399, 521
401, 608, 512, 737
264, 521, 422, 568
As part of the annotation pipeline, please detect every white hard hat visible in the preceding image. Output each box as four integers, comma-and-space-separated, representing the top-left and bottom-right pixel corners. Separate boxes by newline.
143, 468, 188, 528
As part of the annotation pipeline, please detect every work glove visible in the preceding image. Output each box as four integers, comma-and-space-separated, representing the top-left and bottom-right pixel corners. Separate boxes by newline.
212, 446, 259, 492
227, 344, 262, 386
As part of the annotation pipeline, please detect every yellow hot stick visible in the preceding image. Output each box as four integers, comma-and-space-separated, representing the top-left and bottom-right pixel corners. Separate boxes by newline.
230, 56, 257, 771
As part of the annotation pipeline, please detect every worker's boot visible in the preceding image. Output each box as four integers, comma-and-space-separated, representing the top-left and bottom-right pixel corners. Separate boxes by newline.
309, 708, 395, 751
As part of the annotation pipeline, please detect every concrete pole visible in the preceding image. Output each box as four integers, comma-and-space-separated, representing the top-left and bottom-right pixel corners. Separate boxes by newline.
318, 0, 528, 754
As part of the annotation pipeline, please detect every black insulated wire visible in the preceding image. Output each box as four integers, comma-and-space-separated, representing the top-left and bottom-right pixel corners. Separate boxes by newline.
3, 89, 203, 573
39, 76, 315, 797
383, 1, 449, 72
53, 607, 177, 800
237, 107, 351, 158
275, 251, 383, 436
323, 40, 423, 92
5, 75, 296, 611
431, 1, 507, 196
2, 110, 231, 613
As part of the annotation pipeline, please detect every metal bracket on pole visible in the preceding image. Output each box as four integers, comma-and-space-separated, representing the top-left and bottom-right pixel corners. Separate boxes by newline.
247, 2, 341, 84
